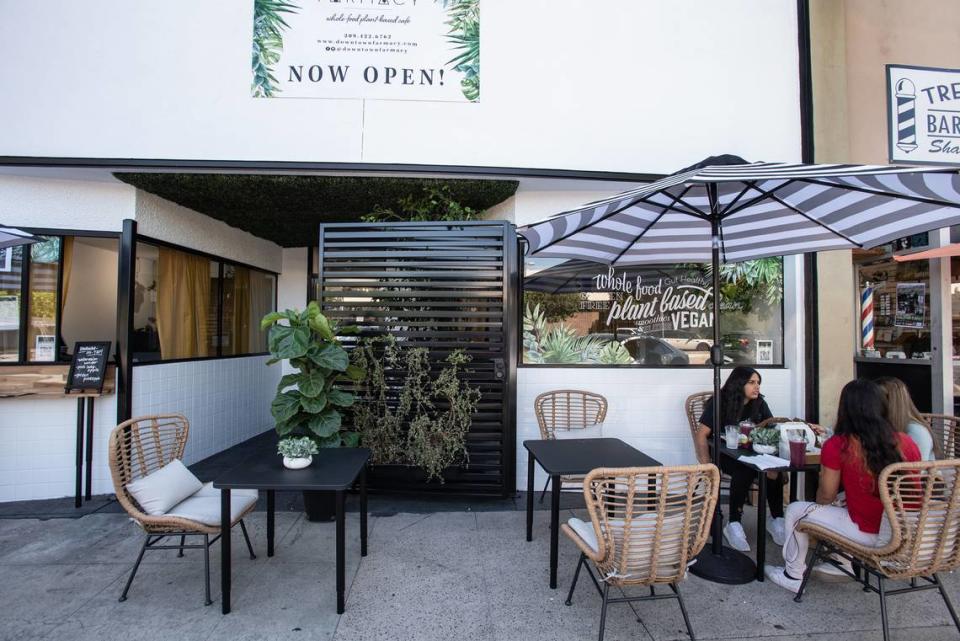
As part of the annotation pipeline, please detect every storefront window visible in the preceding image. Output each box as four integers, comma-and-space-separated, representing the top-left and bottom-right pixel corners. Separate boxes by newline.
855, 256, 930, 359
26, 237, 60, 361
522, 258, 784, 366
134, 242, 275, 362
0, 245, 23, 362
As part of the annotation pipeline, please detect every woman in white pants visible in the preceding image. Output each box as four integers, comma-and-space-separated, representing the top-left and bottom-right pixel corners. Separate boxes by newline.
765, 379, 921, 592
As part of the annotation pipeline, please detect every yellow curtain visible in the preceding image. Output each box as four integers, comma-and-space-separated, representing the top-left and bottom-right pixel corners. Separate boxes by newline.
232, 266, 251, 354
59, 236, 74, 312
156, 248, 210, 359
248, 271, 273, 352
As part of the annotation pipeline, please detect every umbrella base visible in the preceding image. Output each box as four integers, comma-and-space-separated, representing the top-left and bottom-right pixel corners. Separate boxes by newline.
689, 546, 756, 584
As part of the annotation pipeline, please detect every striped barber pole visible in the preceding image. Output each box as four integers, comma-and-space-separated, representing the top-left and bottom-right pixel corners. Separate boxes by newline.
895, 78, 918, 153
861, 284, 875, 349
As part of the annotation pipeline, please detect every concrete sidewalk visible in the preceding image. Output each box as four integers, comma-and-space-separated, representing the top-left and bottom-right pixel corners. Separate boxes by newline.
1, 503, 958, 641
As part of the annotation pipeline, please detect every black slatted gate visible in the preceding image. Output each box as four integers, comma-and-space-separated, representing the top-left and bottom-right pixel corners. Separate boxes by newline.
318, 221, 518, 496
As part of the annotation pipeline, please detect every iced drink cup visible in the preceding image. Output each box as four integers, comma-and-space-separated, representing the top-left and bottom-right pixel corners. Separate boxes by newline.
789, 436, 806, 467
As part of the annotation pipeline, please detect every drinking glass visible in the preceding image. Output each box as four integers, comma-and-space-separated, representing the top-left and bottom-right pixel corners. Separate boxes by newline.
788, 431, 807, 467
724, 425, 740, 449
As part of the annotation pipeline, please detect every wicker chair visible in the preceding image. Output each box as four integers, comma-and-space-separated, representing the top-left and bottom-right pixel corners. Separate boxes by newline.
794, 459, 960, 641
562, 464, 720, 641
920, 413, 960, 459
109, 414, 258, 605
534, 390, 608, 502
684, 391, 735, 497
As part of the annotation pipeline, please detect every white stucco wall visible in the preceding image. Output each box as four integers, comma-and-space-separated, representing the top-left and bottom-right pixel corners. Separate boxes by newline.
134, 191, 282, 273
0, 174, 134, 232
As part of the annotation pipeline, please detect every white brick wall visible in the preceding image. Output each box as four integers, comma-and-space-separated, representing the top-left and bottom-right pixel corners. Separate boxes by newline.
131, 356, 280, 467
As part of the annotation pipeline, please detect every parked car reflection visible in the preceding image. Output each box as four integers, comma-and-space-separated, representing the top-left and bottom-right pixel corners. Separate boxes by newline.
620, 336, 690, 365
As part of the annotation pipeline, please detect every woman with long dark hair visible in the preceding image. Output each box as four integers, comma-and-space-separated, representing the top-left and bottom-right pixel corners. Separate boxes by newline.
695, 366, 787, 552
765, 378, 921, 592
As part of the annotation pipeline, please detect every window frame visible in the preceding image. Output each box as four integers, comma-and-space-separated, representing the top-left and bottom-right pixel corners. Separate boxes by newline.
517, 257, 788, 369
132, 235, 279, 365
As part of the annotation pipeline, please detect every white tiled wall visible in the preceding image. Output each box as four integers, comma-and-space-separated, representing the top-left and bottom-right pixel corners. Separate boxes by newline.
0, 395, 118, 502
516, 366, 800, 491
131, 356, 280, 467
0, 356, 280, 503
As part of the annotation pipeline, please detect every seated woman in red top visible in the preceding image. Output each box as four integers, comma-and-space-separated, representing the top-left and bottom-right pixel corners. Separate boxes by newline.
765, 378, 921, 592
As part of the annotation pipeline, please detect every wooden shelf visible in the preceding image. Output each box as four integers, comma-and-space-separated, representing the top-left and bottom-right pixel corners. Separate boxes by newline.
0, 364, 115, 398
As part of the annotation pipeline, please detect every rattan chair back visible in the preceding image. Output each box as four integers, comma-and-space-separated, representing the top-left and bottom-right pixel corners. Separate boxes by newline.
108, 414, 211, 533
920, 414, 960, 459
535, 390, 608, 440
797, 459, 960, 580
684, 391, 712, 441
579, 464, 719, 586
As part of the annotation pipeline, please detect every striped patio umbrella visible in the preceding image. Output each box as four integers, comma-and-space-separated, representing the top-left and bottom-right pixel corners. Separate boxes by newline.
518, 155, 960, 582
0, 227, 38, 250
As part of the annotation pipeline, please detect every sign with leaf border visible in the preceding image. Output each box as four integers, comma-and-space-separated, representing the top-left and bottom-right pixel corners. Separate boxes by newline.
252, 0, 479, 102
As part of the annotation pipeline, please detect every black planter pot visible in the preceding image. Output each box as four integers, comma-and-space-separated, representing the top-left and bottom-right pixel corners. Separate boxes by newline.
302, 490, 336, 522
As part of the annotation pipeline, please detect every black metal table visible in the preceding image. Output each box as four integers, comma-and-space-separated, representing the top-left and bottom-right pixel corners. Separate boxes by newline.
214, 447, 370, 614
718, 445, 819, 581
523, 438, 661, 589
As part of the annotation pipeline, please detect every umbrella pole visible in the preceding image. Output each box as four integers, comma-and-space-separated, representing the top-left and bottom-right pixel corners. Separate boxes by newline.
689, 189, 756, 584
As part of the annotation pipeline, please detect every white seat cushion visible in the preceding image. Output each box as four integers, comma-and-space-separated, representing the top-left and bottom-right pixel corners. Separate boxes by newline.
568, 517, 600, 552
125, 459, 203, 516
166, 492, 259, 527
194, 481, 259, 499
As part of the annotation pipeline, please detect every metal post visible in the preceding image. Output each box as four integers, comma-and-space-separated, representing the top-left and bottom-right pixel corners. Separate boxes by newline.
84, 396, 94, 500
74, 397, 84, 508
115, 219, 136, 424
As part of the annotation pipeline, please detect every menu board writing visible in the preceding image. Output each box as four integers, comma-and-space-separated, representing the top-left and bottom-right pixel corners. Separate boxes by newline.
66, 342, 111, 393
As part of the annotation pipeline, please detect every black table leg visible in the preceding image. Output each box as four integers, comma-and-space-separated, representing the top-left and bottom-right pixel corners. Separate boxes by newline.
550, 474, 560, 589
526, 451, 535, 542
221, 488, 232, 614
790, 470, 798, 503
267, 490, 275, 557
84, 397, 94, 501
336, 489, 346, 614
74, 398, 84, 508
360, 467, 368, 557
756, 472, 767, 582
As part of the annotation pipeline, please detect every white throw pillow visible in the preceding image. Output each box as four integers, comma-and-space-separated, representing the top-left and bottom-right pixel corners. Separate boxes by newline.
125, 459, 203, 516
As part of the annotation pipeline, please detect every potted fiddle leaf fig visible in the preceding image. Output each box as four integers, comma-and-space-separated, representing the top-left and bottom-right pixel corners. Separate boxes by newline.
262, 302, 365, 520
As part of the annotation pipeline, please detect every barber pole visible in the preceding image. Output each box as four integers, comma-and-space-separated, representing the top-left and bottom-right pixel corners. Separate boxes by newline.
861, 283, 875, 349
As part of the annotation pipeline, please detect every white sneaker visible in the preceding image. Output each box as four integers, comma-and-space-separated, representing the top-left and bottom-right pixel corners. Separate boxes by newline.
767, 517, 786, 546
764, 565, 803, 594
723, 521, 750, 552
814, 555, 854, 582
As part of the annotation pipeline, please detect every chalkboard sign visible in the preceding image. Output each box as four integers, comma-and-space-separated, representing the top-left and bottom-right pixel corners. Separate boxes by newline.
65, 342, 111, 394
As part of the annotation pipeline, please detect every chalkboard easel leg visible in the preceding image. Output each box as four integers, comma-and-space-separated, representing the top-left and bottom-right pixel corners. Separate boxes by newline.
75, 397, 84, 508
85, 397, 94, 501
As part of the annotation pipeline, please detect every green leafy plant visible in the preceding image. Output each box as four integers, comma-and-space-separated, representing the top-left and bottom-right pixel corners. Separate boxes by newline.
751, 427, 780, 447
261, 302, 365, 447
252, 0, 300, 98
442, 0, 480, 101
522, 292, 581, 323
350, 336, 482, 482
523, 303, 629, 365
277, 436, 319, 459
361, 184, 479, 223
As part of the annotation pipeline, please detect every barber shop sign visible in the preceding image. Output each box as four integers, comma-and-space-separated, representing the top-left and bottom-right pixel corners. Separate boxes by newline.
887, 64, 960, 166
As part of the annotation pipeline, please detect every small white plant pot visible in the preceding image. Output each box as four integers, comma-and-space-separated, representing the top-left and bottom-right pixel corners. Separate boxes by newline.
752, 444, 777, 455
283, 455, 312, 470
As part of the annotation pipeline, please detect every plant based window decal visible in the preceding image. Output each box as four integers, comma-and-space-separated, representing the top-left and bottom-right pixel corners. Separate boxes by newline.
252, 0, 300, 98
442, 0, 479, 102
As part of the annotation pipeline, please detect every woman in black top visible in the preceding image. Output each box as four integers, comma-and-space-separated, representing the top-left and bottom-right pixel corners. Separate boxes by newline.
694, 366, 786, 552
